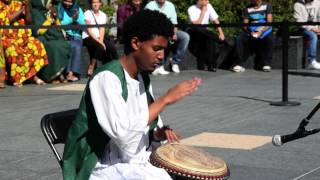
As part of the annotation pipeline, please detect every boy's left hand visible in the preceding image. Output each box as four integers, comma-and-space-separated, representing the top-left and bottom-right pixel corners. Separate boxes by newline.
154, 126, 181, 143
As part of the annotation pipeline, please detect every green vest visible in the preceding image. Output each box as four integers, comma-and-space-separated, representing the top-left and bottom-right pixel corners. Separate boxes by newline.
62, 60, 158, 180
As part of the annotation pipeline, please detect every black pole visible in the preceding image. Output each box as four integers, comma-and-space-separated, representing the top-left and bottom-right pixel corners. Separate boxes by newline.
270, 21, 300, 106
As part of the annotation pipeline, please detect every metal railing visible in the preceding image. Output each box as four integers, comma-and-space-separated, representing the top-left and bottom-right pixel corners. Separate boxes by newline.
4, 21, 320, 106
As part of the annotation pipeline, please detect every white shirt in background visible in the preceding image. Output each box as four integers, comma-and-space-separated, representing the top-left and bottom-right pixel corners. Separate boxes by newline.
82, 10, 107, 39
188, 3, 219, 24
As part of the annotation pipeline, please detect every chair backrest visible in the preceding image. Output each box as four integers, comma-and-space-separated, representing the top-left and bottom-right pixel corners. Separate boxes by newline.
40, 109, 78, 168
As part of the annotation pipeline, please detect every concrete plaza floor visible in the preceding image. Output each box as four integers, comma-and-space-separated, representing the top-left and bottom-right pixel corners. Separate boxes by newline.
1, 69, 320, 180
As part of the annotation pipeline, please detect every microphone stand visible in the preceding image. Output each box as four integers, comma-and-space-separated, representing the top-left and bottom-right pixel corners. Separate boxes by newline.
293, 102, 320, 137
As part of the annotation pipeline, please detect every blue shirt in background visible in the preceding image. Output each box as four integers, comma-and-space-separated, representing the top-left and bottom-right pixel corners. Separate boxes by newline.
60, 8, 85, 39
145, 0, 177, 25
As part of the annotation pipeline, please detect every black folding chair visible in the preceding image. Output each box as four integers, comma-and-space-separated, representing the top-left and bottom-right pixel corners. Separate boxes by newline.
40, 109, 78, 168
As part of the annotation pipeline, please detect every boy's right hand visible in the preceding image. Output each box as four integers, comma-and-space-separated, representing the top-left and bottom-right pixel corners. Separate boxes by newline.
163, 77, 202, 105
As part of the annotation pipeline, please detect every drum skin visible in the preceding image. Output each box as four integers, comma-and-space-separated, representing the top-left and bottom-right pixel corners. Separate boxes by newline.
150, 143, 230, 180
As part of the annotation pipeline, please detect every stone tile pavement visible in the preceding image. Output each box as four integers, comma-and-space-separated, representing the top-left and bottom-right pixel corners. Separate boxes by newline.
1, 69, 320, 180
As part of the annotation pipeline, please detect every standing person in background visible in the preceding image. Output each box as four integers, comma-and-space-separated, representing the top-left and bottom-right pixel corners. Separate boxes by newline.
232, 0, 273, 73
31, 0, 71, 83
0, 0, 49, 87
146, 0, 190, 75
187, 0, 225, 72
58, 0, 85, 82
83, 0, 118, 76
117, 0, 142, 43
294, 0, 320, 70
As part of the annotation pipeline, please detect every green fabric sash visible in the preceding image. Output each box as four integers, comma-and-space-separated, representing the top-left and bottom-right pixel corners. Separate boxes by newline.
62, 60, 158, 180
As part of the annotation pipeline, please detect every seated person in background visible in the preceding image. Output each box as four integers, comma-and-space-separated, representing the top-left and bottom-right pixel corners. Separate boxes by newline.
232, 0, 273, 73
0, 0, 48, 87
187, 0, 225, 72
31, 0, 71, 83
294, 0, 320, 70
83, 0, 119, 76
117, 0, 142, 43
146, 0, 190, 75
58, 0, 85, 82
62, 10, 202, 180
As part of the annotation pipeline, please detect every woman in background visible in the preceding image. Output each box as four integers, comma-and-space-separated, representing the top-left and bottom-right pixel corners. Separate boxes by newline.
83, 0, 118, 76
58, 0, 85, 82
0, 0, 48, 87
31, 0, 71, 83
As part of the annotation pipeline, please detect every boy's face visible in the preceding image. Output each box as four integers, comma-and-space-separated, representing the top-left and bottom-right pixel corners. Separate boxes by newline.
134, 36, 168, 72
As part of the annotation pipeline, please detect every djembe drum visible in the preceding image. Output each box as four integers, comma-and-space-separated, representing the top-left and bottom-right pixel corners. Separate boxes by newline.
150, 143, 229, 180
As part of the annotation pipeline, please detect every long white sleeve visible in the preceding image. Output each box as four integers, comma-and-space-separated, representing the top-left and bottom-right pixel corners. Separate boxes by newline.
89, 71, 149, 149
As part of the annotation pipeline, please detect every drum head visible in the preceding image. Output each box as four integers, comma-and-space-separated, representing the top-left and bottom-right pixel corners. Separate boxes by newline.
150, 143, 229, 180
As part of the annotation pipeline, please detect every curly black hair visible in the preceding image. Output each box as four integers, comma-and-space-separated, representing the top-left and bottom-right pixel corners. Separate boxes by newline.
122, 9, 174, 55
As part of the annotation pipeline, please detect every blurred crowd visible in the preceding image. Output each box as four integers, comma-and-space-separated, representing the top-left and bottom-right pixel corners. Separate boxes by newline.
0, 0, 319, 89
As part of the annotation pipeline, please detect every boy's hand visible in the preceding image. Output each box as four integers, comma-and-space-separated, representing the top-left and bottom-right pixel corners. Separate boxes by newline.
163, 77, 202, 106
154, 126, 181, 143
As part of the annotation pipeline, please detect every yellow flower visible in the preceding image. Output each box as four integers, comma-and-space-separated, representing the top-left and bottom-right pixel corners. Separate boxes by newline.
25, 66, 29, 73
10, 70, 16, 76
11, 63, 17, 70
16, 66, 22, 73
27, 30, 32, 36
5, 51, 9, 57
39, 59, 44, 66
17, 38, 23, 44
27, 43, 33, 49
20, 76, 26, 83
24, 62, 29, 67
35, 65, 40, 71
18, 29, 23, 35
21, 66, 26, 73
41, 49, 46, 56
11, 51, 17, 57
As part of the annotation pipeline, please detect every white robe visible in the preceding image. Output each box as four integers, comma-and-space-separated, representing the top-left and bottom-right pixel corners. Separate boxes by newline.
88, 70, 172, 180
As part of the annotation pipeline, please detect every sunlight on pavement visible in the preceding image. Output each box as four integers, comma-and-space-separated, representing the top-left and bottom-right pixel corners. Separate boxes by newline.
313, 96, 320, 100
46, 84, 86, 91
181, 132, 272, 150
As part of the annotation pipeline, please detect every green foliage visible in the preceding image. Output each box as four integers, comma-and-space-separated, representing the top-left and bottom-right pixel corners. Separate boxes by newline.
100, 4, 116, 23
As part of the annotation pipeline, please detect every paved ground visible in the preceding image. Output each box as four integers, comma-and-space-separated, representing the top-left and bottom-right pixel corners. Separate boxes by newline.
1, 69, 320, 180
